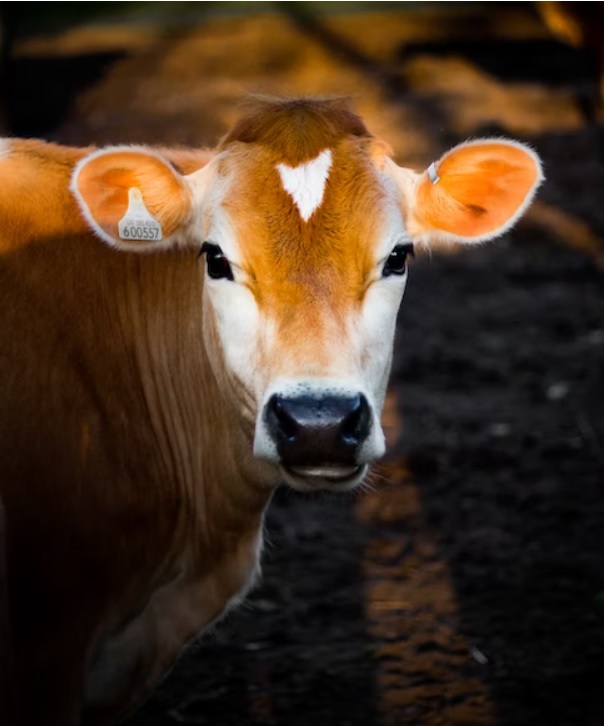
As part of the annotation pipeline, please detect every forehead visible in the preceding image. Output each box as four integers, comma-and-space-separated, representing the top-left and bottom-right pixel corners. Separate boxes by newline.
223, 139, 386, 228
203, 98, 407, 320
217, 99, 396, 245
217, 137, 396, 268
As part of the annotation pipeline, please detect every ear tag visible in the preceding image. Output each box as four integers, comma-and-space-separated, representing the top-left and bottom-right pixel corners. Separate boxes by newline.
427, 161, 440, 185
118, 188, 163, 242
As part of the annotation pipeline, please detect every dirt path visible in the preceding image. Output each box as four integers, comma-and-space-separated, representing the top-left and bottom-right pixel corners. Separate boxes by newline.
6, 4, 603, 724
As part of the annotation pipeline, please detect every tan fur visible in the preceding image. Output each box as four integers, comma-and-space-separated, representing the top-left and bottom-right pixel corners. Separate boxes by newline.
220, 96, 370, 164
0, 139, 91, 254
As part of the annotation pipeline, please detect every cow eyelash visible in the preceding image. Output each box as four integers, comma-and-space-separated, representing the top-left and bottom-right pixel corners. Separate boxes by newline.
382, 242, 414, 278
199, 242, 234, 281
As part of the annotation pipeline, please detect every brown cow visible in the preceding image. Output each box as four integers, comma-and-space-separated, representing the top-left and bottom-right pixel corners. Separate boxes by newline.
0, 97, 543, 724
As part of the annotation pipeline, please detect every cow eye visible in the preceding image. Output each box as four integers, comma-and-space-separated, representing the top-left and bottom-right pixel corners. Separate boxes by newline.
382, 243, 414, 278
199, 242, 234, 281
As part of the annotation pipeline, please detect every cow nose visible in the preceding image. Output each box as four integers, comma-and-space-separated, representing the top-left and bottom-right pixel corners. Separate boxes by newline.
265, 393, 371, 466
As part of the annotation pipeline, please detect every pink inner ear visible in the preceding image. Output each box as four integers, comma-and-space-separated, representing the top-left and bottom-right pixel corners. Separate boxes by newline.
415, 142, 541, 240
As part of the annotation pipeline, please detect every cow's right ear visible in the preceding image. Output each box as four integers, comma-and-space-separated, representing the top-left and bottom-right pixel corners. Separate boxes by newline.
71, 146, 195, 251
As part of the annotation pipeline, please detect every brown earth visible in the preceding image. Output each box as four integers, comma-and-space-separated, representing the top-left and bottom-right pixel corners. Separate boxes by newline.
3, 3, 603, 725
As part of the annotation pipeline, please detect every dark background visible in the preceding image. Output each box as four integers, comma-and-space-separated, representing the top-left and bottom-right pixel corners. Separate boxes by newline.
2, 3, 603, 724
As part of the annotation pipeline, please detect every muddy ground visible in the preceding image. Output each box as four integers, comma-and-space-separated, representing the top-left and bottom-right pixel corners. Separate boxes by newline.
4, 3, 604, 725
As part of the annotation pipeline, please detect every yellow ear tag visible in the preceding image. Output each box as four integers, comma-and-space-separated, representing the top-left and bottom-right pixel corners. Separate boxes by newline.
118, 188, 163, 242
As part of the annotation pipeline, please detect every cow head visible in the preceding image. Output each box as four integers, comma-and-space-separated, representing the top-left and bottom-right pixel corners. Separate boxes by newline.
72, 98, 543, 492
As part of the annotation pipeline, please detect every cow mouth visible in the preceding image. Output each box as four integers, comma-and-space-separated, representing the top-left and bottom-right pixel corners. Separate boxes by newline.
280, 463, 367, 492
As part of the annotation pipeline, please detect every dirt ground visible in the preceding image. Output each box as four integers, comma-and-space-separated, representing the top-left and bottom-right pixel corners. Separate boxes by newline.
4, 3, 604, 725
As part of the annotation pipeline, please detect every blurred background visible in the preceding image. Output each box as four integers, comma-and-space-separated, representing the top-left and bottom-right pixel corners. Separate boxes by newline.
2, 2, 603, 724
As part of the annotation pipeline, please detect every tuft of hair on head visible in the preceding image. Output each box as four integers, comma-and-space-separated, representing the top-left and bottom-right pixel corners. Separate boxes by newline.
219, 95, 372, 165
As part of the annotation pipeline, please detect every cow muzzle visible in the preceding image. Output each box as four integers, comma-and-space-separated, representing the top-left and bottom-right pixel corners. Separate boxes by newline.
255, 389, 378, 491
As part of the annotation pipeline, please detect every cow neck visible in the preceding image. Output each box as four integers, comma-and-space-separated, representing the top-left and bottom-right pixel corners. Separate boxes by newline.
114, 251, 272, 544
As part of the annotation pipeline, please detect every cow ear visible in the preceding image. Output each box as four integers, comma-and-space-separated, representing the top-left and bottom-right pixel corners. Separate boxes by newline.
71, 147, 194, 251
390, 139, 543, 246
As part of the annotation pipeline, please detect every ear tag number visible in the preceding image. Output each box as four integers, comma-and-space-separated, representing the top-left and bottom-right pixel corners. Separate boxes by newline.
118, 188, 163, 242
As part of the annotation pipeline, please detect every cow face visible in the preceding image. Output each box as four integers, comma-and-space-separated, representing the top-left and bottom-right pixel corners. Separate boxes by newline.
197, 138, 409, 491
72, 99, 543, 492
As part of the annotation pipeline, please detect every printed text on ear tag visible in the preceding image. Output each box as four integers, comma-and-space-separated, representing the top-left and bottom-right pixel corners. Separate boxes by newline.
118, 188, 163, 241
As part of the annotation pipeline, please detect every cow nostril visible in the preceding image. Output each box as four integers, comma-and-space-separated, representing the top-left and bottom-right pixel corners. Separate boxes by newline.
268, 394, 299, 440
340, 394, 370, 446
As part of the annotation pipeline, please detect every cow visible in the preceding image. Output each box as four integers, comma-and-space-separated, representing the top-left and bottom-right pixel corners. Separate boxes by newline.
0, 97, 543, 725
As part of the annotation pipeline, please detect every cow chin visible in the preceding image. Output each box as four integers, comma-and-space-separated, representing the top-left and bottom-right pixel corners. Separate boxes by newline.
279, 463, 369, 493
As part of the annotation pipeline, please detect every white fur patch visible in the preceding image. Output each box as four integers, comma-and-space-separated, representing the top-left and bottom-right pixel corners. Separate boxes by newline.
276, 149, 332, 221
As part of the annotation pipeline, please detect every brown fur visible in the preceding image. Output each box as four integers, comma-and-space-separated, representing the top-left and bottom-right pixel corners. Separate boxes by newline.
220, 96, 371, 164
0, 139, 271, 724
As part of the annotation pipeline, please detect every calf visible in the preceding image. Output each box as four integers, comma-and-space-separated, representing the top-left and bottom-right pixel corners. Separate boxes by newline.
0, 97, 542, 724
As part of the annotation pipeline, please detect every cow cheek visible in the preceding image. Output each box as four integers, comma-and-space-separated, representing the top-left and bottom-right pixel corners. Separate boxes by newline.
358, 281, 406, 413
202, 283, 262, 402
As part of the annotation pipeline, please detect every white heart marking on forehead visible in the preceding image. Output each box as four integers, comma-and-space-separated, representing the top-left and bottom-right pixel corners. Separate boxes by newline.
276, 149, 333, 222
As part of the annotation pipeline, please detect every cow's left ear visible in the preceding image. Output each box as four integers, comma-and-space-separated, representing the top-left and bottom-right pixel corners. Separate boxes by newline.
72, 146, 196, 251
388, 139, 544, 245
